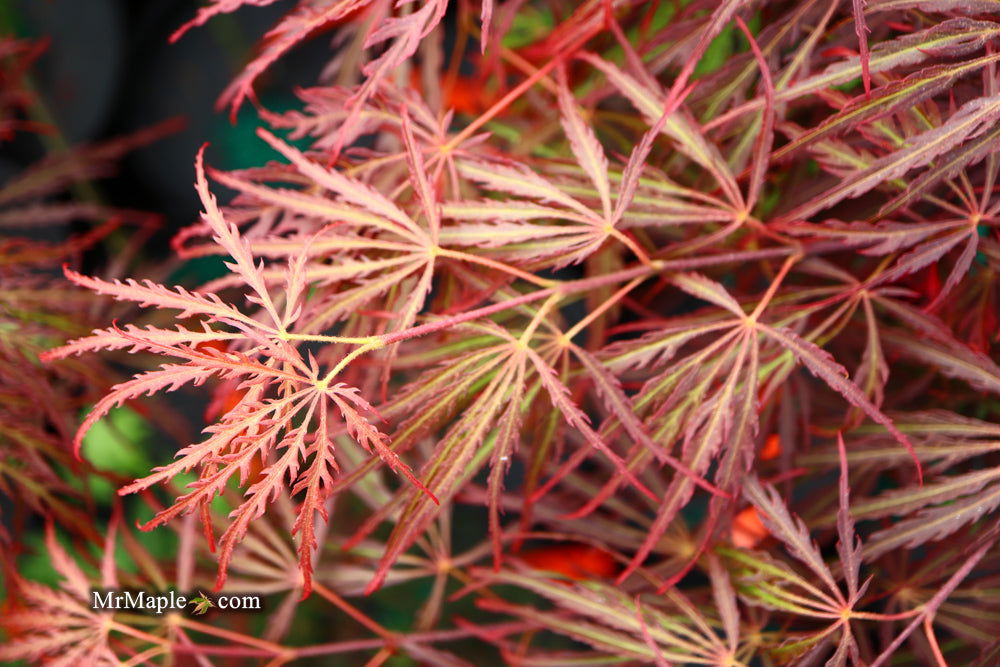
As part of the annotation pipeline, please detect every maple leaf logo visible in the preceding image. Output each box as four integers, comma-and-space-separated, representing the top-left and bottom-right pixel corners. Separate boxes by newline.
188, 591, 215, 615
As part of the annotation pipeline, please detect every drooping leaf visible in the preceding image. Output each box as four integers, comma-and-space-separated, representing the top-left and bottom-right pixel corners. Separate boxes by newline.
781, 93, 1000, 221
863, 481, 1000, 559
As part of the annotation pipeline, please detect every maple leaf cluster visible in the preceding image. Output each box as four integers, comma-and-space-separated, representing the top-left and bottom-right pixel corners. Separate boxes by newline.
3, 1, 1000, 664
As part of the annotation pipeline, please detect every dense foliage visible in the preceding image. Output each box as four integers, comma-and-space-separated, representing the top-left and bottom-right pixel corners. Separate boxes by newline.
3, 0, 1000, 664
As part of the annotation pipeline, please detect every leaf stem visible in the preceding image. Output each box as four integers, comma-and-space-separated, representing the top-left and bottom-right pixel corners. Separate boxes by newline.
560, 276, 644, 343
313, 582, 394, 640
108, 620, 169, 647
175, 616, 291, 655
284, 332, 375, 345
441, 23, 602, 153
435, 246, 556, 287
749, 251, 800, 321
850, 609, 922, 621
321, 339, 385, 386
609, 227, 652, 265
119, 644, 170, 666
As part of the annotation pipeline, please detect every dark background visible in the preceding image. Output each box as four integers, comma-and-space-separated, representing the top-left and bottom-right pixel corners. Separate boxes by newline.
2, 0, 336, 252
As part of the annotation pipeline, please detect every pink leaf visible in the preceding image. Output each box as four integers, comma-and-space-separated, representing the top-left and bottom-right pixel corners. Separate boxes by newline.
852, 0, 872, 96
762, 324, 923, 484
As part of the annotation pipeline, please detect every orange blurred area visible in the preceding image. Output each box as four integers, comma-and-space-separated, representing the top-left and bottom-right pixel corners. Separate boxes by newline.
194, 341, 247, 422
204, 379, 247, 423
731, 507, 769, 549
193, 339, 228, 355
246, 450, 267, 488
408, 67, 497, 115
761, 433, 781, 461
519, 543, 619, 582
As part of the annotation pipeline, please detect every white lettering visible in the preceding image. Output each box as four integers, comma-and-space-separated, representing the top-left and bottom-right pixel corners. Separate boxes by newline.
89, 589, 260, 613
91, 590, 114, 609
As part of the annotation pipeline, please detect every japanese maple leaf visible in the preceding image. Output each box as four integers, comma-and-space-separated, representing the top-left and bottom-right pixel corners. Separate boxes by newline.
43, 146, 435, 595
0, 519, 143, 666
